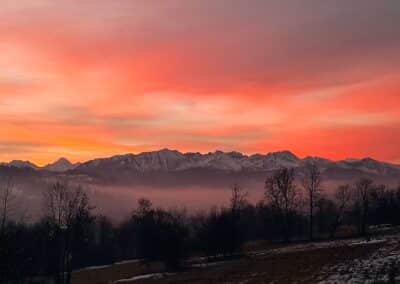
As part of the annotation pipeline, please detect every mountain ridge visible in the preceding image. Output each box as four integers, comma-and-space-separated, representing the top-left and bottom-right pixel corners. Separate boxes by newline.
1, 149, 399, 176
75, 149, 399, 172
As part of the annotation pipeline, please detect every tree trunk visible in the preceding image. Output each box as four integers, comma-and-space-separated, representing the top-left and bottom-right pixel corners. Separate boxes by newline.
309, 196, 313, 241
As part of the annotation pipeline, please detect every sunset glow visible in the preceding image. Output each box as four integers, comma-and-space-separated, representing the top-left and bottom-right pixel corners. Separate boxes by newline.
1, 1, 400, 165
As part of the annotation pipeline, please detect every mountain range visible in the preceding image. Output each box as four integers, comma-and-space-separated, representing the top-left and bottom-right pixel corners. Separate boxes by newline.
1, 149, 400, 179
0, 149, 399, 220
1, 157, 79, 172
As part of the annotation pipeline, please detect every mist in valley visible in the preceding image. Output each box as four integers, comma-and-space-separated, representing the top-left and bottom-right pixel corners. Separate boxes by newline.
10, 180, 266, 223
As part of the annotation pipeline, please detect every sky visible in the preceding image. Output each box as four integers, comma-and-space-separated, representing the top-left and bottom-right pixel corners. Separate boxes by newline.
0, 0, 400, 165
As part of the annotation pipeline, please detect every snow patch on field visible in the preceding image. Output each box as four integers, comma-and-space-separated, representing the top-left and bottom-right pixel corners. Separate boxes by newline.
75, 264, 111, 272
317, 234, 400, 283
114, 273, 174, 283
74, 259, 142, 273
191, 260, 229, 268
252, 237, 387, 257
114, 259, 141, 265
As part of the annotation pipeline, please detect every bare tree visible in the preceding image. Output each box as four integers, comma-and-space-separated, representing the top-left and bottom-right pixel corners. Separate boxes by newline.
265, 168, 298, 242
0, 175, 15, 239
302, 162, 322, 240
354, 178, 374, 237
0, 175, 16, 283
229, 183, 248, 253
330, 184, 351, 238
230, 183, 248, 216
43, 181, 93, 284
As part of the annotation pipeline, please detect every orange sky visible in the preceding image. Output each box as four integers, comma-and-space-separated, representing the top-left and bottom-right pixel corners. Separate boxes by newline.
1, 0, 400, 166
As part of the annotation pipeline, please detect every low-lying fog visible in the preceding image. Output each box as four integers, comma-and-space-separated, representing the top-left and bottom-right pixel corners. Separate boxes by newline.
9, 177, 390, 223
10, 182, 266, 223
89, 183, 266, 221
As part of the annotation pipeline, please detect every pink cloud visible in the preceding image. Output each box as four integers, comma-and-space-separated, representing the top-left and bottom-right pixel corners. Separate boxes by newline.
0, 1, 399, 164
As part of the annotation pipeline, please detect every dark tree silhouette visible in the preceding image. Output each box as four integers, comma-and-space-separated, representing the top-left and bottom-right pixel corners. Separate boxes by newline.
353, 178, 374, 237
195, 185, 248, 258
132, 198, 188, 270
0, 175, 15, 239
0, 175, 18, 283
43, 181, 94, 284
196, 207, 237, 257
302, 162, 322, 240
265, 168, 298, 242
229, 183, 248, 254
330, 184, 351, 238
315, 198, 337, 236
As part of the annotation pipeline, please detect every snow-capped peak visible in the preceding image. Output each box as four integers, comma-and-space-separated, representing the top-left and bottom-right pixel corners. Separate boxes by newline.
2, 149, 398, 176
44, 158, 77, 172
5, 160, 38, 169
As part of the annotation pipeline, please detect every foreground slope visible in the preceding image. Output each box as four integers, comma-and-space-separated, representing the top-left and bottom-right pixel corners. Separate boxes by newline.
72, 227, 400, 284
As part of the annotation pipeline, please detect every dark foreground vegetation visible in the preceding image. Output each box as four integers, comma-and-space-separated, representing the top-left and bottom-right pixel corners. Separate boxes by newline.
1, 164, 400, 283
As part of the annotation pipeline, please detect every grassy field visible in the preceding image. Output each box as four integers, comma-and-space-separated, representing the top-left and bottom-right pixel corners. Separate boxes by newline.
71, 236, 387, 284
133, 244, 382, 283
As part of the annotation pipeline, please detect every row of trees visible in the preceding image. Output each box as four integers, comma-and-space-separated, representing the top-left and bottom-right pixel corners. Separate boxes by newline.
1, 165, 400, 283
263, 165, 391, 242
0, 181, 94, 284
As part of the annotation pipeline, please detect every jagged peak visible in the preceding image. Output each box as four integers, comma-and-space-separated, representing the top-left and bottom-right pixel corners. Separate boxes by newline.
44, 157, 77, 172
158, 148, 180, 154
226, 151, 246, 158
267, 150, 299, 160
49, 157, 72, 165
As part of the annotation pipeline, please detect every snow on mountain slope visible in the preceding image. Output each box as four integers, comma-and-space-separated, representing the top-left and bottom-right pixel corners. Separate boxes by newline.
2, 150, 399, 178
77, 149, 305, 173
134, 149, 187, 171
1, 160, 38, 169
73, 149, 400, 176
43, 158, 78, 172
336, 158, 400, 175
